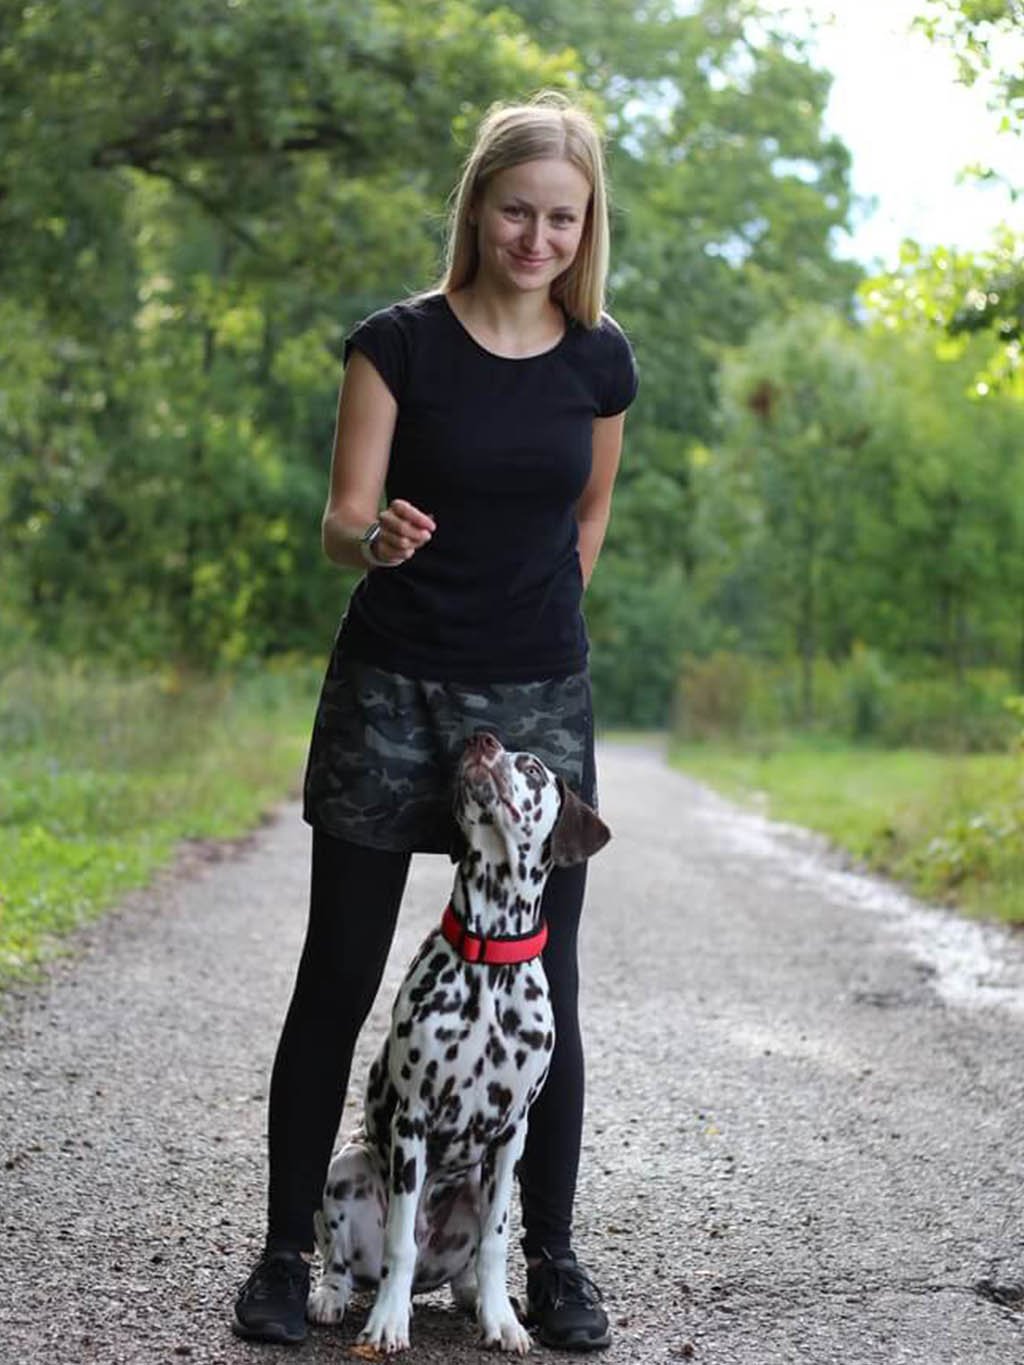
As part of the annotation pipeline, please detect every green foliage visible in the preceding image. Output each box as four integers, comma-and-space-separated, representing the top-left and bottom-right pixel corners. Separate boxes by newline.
0, 652, 320, 983
907, 3, 1024, 371
672, 650, 1019, 750
862, 234, 1024, 394
669, 737, 1024, 921
588, 559, 706, 726
6, 0, 1021, 733
697, 309, 878, 717
0, 0, 573, 667
693, 301, 1024, 704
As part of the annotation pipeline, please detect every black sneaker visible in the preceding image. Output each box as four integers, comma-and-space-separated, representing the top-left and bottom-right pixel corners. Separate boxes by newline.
232, 1248, 311, 1345
525, 1249, 611, 1351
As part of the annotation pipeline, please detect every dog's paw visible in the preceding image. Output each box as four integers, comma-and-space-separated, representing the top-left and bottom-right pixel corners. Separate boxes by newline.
359, 1297, 411, 1354
479, 1306, 533, 1354
306, 1282, 349, 1325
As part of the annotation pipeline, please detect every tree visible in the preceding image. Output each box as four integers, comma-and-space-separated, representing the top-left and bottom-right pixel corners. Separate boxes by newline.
0, 0, 572, 664
911, 1, 1024, 371
701, 310, 876, 720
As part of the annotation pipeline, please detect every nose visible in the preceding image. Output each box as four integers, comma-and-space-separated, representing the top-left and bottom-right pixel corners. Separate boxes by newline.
521, 219, 541, 252
466, 731, 501, 760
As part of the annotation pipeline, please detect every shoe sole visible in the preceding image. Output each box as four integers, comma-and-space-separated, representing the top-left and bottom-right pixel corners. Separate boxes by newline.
231, 1314, 307, 1346
534, 1325, 612, 1352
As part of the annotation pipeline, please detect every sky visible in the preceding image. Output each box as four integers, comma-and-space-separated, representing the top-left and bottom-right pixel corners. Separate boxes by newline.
761, 0, 1021, 268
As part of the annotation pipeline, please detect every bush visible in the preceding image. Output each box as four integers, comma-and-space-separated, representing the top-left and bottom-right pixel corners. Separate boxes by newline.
674, 652, 755, 739
672, 650, 1019, 751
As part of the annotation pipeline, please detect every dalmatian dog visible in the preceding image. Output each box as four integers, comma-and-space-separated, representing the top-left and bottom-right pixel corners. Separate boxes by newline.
306, 730, 610, 1353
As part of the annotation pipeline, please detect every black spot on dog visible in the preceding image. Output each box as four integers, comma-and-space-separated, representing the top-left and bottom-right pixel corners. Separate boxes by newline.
500, 1007, 521, 1032
487, 1081, 513, 1112
381, 1265, 390, 1280
515, 1049, 528, 1069
392, 1148, 417, 1195
445, 1044, 459, 1061
485, 1032, 508, 1066
460, 976, 481, 1023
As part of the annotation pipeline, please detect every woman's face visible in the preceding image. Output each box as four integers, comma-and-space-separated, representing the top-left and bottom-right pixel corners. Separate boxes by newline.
472, 157, 591, 297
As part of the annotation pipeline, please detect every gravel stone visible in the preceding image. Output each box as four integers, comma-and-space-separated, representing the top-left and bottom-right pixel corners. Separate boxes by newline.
1, 742, 1022, 1364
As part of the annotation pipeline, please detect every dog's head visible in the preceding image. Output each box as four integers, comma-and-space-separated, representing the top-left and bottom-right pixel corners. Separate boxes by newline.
453, 731, 610, 870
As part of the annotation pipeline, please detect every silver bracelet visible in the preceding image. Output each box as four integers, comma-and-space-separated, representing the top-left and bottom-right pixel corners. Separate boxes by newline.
358, 520, 391, 568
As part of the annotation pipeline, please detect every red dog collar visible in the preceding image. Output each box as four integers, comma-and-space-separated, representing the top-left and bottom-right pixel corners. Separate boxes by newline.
440, 903, 548, 965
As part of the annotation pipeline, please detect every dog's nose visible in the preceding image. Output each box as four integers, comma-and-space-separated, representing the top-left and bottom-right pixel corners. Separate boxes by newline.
466, 730, 501, 759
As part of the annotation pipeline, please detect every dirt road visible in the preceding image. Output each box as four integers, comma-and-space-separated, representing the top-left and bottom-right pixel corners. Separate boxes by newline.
1, 743, 1022, 1364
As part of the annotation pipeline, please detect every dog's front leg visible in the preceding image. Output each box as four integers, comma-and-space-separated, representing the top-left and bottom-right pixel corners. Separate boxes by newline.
359, 1109, 426, 1354
476, 1122, 532, 1354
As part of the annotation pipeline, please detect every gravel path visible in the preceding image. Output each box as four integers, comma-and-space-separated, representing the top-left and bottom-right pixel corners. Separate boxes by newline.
1, 742, 1022, 1365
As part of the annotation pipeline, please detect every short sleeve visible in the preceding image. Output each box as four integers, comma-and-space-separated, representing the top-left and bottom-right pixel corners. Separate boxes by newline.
342, 306, 410, 402
596, 315, 639, 417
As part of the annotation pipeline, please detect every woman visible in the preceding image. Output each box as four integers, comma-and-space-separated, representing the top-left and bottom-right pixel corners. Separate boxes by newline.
233, 92, 638, 1352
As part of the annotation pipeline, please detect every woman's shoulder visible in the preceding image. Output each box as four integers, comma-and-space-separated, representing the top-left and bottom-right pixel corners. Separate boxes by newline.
343, 293, 448, 393
566, 309, 639, 416
592, 309, 634, 349
354, 291, 447, 337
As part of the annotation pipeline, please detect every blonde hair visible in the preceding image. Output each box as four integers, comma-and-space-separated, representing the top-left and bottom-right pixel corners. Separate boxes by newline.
437, 93, 610, 329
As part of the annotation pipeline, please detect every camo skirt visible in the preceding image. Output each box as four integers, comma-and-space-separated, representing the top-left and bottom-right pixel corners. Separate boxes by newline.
301, 646, 595, 854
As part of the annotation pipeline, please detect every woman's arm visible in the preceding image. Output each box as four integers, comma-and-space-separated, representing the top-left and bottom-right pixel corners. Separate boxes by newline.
321, 351, 435, 570
576, 412, 627, 588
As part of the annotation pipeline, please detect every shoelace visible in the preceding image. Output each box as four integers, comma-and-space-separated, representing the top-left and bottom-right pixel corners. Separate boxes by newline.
532, 1256, 603, 1310
245, 1254, 309, 1303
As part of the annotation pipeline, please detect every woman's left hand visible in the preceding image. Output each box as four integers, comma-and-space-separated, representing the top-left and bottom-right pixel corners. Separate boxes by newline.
371, 499, 436, 565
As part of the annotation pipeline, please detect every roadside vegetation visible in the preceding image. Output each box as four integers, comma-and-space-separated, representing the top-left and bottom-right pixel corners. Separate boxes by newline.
0, 656, 319, 986
668, 654, 1024, 923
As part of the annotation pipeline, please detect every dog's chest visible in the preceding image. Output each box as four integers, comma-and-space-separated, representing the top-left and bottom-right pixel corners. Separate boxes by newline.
376, 934, 554, 1161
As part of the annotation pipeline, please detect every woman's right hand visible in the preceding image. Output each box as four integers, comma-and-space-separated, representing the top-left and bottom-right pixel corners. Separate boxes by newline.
370, 500, 436, 565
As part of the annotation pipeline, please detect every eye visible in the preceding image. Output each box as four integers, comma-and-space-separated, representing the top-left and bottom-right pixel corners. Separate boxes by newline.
550, 212, 577, 227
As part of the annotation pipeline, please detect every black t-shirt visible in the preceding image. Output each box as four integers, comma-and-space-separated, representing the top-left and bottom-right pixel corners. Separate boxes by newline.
336, 292, 639, 683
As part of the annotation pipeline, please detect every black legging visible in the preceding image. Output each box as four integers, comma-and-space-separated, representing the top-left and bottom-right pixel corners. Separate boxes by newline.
265, 829, 587, 1260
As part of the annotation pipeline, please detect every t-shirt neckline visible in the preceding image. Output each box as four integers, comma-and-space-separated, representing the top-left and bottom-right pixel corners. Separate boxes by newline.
440, 293, 570, 362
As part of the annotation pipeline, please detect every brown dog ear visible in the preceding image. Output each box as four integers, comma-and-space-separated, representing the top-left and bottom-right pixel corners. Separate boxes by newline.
551, 779, 611, 867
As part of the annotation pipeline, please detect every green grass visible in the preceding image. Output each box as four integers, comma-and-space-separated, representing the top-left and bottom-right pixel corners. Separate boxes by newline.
667, 736, 1024, 923
0, 655, 322, 986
